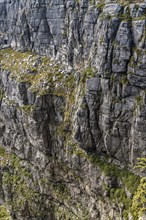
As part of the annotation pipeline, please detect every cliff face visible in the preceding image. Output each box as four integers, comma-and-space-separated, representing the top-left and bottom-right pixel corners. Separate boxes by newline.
0, 0, 146, 220
1, 0, 146, 166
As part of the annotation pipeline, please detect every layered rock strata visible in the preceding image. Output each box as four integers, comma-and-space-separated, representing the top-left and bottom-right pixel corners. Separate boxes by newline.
0, 0, 146, 219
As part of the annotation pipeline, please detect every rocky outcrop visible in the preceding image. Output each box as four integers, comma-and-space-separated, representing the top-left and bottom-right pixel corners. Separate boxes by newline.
0, 0, 146, 219
1, 0, 146, 165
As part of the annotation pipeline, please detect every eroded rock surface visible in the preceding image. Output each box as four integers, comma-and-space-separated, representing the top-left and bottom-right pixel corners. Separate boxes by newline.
0, 0, 146, 220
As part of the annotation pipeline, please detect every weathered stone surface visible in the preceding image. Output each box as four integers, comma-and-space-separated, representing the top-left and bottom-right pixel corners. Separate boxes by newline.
0, 1, 146, 220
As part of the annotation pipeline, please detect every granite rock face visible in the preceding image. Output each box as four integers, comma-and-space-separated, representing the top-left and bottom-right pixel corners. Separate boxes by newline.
0, 0, 146, 219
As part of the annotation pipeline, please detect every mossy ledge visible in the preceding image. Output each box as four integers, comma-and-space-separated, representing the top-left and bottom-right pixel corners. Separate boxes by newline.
0, 48, 76, 97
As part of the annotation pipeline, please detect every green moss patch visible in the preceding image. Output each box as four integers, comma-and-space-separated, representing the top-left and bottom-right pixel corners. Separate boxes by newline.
0, 205, 11, 220
0, 48, 76, 98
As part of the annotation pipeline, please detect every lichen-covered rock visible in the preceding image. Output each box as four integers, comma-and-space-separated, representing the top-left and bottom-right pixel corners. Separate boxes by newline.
0, 0, 146, 220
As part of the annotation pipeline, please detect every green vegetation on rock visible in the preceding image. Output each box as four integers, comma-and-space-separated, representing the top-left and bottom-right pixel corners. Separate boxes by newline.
0, 205, 11, 220
0, 146, 41, 218
132, 158, 146, 219
0, 48, 76, 98
68, 143, 142, 219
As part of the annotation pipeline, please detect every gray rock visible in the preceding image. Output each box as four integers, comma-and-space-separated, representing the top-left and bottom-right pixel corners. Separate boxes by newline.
0, 1, 146, 220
